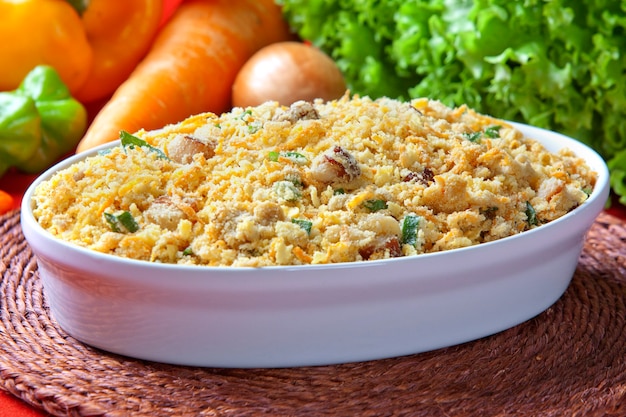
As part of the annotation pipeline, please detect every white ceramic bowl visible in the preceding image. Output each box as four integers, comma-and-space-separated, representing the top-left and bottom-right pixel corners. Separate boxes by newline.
21, 122, 610, 368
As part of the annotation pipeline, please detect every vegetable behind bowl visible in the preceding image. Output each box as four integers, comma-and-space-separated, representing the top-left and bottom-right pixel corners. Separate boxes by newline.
0, 65, 87, 177
232, 41, 347, 108
0, 0, 162, 103
76, 0, 293, 154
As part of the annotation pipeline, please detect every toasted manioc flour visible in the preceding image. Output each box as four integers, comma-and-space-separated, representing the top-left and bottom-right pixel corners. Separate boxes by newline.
32, 95, 596, 266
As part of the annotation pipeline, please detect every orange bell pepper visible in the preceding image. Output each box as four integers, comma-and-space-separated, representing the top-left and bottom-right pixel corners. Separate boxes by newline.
0, 0, 163, 103
0, 0, 92, 95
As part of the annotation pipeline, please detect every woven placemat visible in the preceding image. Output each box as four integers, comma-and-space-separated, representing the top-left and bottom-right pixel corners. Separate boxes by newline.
1, 209, 625, 417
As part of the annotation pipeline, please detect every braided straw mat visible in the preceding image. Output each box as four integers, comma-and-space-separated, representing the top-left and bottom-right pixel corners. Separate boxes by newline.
1, 209, 625, 417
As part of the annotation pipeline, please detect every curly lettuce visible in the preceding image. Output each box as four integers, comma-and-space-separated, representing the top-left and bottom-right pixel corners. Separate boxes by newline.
277, 0, 626, 203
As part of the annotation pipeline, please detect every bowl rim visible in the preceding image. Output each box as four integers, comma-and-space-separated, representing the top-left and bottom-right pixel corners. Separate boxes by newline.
20, 121, 611, 274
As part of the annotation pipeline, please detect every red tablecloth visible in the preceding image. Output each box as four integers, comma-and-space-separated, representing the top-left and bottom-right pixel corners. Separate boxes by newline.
0, 392, 48, 417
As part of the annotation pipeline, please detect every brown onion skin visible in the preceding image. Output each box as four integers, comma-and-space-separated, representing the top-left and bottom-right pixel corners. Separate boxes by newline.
232, 41, 347, 108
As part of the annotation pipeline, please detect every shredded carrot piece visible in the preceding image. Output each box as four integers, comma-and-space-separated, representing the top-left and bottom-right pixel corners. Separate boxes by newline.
292, 246, 312, 263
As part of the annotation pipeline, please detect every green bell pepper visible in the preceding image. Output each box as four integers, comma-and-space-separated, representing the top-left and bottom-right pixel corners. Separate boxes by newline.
0, 65, 87, 176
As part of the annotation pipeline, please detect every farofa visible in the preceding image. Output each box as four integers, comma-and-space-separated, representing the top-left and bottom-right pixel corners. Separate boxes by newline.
31, 95, 596, 267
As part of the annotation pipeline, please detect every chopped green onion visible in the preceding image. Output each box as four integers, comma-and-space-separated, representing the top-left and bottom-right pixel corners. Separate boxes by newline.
104, 211, 139, 233
363, 199, 388, 212
268, 151, 280, 161
292, 218, 313, 235
463, 132, 482, 143
273, 181, 302, 201
525, 202, 538, 227
268, 150, 308, 164
283, 151, 308, 164
484, 125, 502, 138
401, 214, 420, 247
285, 173, 303, 187
248, 122, 262, 134
182, 247, 193, 256
480, 206, 499, 218
117, 211, 139, 232
238, 109, 252, 120
334, 188, 345, 195
104, 212, 121, 233
120, 131, 169, 160
462, 126, 501, 143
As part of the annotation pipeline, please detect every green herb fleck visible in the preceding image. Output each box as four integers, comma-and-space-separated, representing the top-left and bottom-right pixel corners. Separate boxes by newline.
103, 212, 121, 233
525, 202, 538, 227
480, 206, 499, 219
285, 172, 302, 187
334, 188, 345, 195
292, 218, 313, 235
268, 151, 280, 161
462, 125, 501, 142
484, 125, 502, 138
182, 247, 193, 256
120, 131, 169, 160
268, 150, 308, 164
248, 122, 262, 134
363, 199, 388, 212
273, 181, 302, 201
283, 151, 307, 164
238, 109, 252, 120
118, 211, 139, 232
401, 214, 420, 247
104, 211, 139, 233
463, 132, 482, 143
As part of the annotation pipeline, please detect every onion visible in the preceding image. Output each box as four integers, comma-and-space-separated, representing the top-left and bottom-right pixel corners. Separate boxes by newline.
232, 41, 347, 108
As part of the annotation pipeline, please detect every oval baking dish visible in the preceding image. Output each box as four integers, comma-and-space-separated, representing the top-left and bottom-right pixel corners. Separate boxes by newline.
21, 121, 609, 368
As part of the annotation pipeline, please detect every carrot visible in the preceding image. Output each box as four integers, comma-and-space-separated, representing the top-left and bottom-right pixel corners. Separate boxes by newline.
0, 190, 14, 215
76, 0, 293, 153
